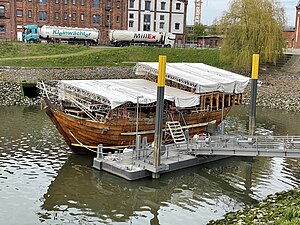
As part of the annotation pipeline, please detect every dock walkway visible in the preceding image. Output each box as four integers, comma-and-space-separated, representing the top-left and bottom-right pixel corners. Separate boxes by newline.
93, 135, 300, 180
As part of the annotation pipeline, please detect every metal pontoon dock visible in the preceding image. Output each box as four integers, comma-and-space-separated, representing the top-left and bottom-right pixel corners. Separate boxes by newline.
93, 135, 300, 181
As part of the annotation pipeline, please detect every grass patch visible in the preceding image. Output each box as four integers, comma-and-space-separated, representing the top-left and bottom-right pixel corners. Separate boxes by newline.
0, 42, 230, 68
0, 41, 88, 59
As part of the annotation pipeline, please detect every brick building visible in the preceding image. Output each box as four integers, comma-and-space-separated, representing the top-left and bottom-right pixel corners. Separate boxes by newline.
0, 0, 187, 45
284, 1, 300, 49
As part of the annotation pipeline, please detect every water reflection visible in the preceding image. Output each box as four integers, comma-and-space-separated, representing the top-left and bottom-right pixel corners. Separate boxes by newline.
39, 154, 299, 225
0, 106, 300, 225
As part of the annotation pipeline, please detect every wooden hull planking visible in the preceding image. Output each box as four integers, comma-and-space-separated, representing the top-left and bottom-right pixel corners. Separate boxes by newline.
45, 100, 230, 154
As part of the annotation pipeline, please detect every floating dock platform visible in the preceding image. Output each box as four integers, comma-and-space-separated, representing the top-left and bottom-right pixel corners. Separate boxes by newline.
93, 135, 300, 181
93, 143, 229, 180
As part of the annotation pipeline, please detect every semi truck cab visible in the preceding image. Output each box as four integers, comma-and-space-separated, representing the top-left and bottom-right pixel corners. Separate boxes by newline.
164, 33, 176, 47
23, 24, 40, 43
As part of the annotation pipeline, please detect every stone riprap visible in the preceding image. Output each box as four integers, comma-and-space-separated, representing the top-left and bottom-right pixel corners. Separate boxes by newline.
0, 67, 299, 112
243, 71, 300, 112
0, 66, 136, 106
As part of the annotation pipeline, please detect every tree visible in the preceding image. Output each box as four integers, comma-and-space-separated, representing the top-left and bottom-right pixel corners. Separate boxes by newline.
186, 23, 206, 43
218, 0, 286, 69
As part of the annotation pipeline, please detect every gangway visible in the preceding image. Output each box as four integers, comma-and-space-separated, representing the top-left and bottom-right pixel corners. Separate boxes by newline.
190, 135, 300, 158
166, 121, 187, 146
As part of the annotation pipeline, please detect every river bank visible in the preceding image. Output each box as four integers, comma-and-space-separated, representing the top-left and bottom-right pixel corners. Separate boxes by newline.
0, 66, 300, 112
207, 187, 300, 225
0, 66, 136, 106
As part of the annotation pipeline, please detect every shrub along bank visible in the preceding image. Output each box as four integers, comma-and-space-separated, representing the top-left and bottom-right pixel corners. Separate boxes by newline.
207, 187, 300, 225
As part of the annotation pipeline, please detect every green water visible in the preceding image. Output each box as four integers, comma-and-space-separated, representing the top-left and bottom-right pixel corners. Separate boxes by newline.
0, 105, 299, 225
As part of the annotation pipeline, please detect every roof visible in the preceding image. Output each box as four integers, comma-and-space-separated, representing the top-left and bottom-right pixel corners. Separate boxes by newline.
59, 79, 200, 109
135, 62, 250, 94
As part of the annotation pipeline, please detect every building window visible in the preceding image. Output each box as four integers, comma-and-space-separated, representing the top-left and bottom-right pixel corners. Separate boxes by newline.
55, 12, 59, 20
160, 15, 164, 20
107, 0, 111, 8
159, 22, 164, 29
145, 1, 151, 10
129, 13, 134, 19
161, 2, 166, 10
64, 12, 67, 20
39, 0, 46, 4
39, 11, 47, 21
175, 23, 180, 30
143, 14, 150, 31
80, 13, 84, 21
64, 0, 68, 4
116, 16, 120, 22
72, 13, 76, 20
93, 0, 100, 8
0, 25, 5, 32
17, 10, 23, 17
81, 0, 85, 5
0, 6, 5, 17
116, 0, 120, 8
92, 14, 100, 24
129, 21, 134, 28
129, 0, 134, 8
73, 0, 76, 4
55, 0, 59, 3
28, 10, 32, 18
176, 3, 180, 10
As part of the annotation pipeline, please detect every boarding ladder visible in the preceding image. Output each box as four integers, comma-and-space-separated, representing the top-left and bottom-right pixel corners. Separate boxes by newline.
166, 121, 187, 146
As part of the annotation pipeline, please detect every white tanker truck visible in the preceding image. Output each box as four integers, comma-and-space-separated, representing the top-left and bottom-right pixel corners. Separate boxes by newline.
23, 24, 100, 45
109, 30, 176, 47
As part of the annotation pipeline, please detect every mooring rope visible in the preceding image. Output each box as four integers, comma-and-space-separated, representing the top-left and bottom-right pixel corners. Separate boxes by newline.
68, 130, 97, 153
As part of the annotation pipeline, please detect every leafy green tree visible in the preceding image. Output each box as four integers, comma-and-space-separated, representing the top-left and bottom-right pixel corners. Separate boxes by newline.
218, 0, 286, 69
186, 23, 206, 43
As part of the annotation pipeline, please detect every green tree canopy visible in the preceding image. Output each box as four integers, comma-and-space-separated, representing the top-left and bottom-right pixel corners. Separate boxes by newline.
186, 23, 206, 43
218, 0, 286, 69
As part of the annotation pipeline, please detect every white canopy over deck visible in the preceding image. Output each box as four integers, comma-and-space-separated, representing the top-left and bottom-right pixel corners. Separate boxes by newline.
135, 62, 250, 94
59, 79, 200, 109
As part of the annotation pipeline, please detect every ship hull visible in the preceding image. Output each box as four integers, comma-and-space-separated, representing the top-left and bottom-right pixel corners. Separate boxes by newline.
44, 98, 230, 154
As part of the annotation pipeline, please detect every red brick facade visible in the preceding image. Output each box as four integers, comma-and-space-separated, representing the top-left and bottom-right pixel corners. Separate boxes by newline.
0, 0, 127, 43
284, 3, 300, 49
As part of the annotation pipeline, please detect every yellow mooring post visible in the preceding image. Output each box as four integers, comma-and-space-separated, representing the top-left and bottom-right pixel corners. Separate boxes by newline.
153, 55, 167, 179
249, 54, 259, 136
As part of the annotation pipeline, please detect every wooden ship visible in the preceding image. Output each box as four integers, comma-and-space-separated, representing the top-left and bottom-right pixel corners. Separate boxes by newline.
38, 63, 250, 154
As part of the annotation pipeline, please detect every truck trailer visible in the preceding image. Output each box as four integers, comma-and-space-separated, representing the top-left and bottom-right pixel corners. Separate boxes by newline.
109, 30, 176, 47
23, 25, 100, 45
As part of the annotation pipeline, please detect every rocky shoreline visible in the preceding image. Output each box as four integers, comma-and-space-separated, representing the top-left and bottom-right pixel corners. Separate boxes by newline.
0, 66, 136, 106
1, 66, 299, 112
207, 187, 300, 225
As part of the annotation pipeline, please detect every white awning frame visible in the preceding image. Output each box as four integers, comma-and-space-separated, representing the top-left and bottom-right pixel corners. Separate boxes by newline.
59, 79, 200, 109
135, 62, 250, 94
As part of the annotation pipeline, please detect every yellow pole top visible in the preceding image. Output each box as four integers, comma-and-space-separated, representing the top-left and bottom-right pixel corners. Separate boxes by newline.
251, 54, 259, 80
157, 55, 167, 87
